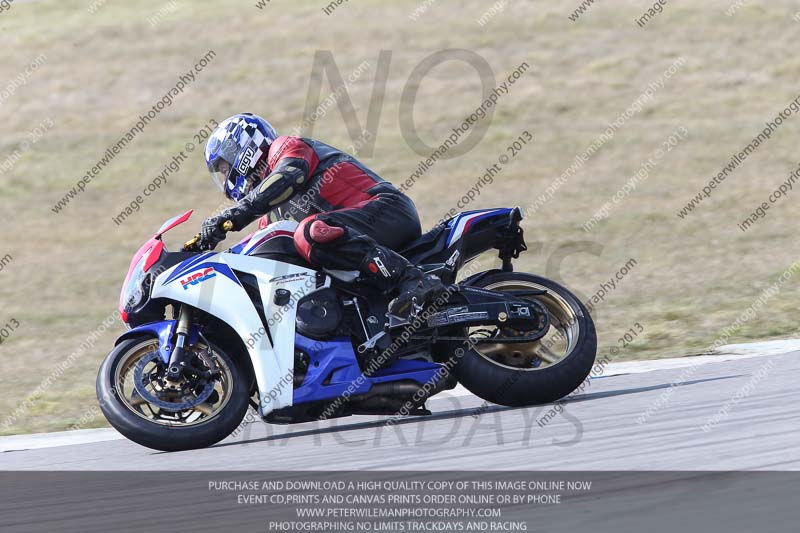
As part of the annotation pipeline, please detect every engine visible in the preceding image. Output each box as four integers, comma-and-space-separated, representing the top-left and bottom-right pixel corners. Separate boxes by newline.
295, 288, 343, 339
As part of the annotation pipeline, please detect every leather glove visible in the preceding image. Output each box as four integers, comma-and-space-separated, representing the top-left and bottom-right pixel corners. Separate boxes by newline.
198, 215, 229, 251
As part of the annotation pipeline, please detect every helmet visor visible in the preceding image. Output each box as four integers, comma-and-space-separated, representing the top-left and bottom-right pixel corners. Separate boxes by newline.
209, 160, 233, 193
208, 137, 239, 192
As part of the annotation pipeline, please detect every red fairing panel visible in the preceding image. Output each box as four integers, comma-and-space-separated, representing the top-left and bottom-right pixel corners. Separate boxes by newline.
120, 211, 193, 321
119, 236, 160, 320
143, 240, 164, 272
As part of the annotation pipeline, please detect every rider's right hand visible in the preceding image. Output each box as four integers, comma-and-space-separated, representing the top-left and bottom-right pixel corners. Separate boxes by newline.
184, 219, 234, 252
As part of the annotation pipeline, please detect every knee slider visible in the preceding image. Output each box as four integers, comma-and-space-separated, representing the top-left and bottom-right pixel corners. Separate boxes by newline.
308, 220, 345, 243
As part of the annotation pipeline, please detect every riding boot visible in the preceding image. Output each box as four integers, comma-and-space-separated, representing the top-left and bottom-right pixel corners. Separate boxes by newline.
357, 246, 444, 318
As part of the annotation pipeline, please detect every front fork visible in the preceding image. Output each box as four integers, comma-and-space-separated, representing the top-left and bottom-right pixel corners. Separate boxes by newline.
165, 304, 193, 380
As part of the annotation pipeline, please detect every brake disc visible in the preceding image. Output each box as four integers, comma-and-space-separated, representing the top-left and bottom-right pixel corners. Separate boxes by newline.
132, 352, 215, 412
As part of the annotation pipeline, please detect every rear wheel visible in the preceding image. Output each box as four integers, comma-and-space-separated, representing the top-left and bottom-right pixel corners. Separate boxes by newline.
96, 336, 250, 452
440, 272, 597, 406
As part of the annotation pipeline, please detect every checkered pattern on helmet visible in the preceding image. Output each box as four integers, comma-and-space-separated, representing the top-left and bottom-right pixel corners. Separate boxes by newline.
205, 113, 279, 200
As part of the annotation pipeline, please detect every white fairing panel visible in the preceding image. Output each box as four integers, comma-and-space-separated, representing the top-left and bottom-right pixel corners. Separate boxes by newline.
151, 252, 319, 415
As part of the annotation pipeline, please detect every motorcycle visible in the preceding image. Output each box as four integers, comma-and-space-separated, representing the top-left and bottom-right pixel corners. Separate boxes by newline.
97, 207, 597, 451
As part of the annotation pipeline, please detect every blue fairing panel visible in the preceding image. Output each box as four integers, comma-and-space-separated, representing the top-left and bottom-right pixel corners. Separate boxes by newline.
293, 334, 443, 405
162, 252, 242, 290
115, 320, 199, 364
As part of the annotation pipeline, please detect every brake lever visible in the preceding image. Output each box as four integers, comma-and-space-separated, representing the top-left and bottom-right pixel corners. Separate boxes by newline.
182, 220, 234, 252
183, 233, 202, 252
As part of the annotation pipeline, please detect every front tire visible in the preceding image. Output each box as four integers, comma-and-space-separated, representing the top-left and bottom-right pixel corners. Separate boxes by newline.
441, 271, 597, 407
96, 336, 250, 452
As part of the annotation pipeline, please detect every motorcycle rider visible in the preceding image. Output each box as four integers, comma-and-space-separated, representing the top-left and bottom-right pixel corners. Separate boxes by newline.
195, 113, 443, 318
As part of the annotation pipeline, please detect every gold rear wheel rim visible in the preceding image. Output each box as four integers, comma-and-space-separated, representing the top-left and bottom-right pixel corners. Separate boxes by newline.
468, 280, 580, 372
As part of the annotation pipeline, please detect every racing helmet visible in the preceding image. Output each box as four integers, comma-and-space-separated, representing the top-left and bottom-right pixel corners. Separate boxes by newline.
205, 113, 278, 201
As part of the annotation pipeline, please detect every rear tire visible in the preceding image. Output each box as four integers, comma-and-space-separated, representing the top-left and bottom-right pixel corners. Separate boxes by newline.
96, 337, 250, 452
441, 271, 597, 407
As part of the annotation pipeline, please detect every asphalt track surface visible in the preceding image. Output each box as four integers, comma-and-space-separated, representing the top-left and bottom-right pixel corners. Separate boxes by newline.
2, 349, 798, 471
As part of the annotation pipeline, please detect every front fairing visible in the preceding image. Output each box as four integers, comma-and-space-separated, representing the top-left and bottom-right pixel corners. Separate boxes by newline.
119, 238, 162, 323
150, 251, 319, 414
118, 210, 316, 416
119, 210, 193, 324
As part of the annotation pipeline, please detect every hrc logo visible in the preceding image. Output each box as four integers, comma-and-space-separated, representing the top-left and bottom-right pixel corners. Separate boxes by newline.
180, 267, 216, 290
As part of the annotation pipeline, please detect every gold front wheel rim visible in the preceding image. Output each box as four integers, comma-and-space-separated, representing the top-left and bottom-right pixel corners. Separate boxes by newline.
113, 339, 235, 427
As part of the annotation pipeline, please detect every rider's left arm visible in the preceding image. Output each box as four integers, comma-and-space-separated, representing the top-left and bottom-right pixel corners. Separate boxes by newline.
220, 157, 311, 231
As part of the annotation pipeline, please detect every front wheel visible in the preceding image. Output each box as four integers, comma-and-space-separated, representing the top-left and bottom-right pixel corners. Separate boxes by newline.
440, 271, 597, 407
96, 336, 251, 452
